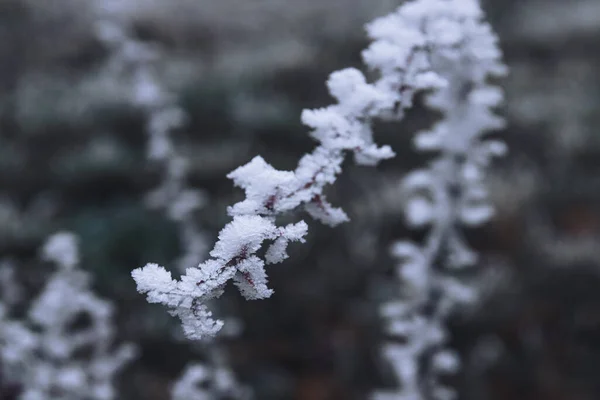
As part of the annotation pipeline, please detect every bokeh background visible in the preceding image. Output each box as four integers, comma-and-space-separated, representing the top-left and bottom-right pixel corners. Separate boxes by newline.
1, 0, 600, 398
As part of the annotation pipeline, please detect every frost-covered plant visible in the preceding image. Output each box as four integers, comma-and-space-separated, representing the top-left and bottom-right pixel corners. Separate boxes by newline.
0, 232, 136, 400
131, 0, 505, 343
94, 0, 208, 272
171, 348, 250, 400
371, 0, 507, 399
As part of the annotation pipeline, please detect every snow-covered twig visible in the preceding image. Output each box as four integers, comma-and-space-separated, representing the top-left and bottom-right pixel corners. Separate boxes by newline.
131, 0, 504, 340
372, 0, 507, 399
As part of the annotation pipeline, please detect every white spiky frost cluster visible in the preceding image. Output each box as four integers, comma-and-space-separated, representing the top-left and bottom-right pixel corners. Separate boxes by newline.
94, 0, 208, 272
131, 0, 503, 341
0, 232, 136, 400
371, 0, 507, 399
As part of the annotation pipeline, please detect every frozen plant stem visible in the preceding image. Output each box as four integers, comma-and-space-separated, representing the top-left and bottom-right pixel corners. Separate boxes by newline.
132, 0, 505, 341
373, 0, 507, 399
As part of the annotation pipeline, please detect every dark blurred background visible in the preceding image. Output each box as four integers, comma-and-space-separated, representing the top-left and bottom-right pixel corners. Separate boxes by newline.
1, 0, 600, 399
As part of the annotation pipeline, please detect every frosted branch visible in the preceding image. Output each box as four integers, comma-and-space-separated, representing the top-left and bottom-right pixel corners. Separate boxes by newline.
131, 0, 502, 340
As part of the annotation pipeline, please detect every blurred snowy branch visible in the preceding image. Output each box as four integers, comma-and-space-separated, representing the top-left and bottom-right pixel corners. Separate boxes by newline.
372, 0, 507, 399
0, 232, 136, 400
93, 0, 209, 273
